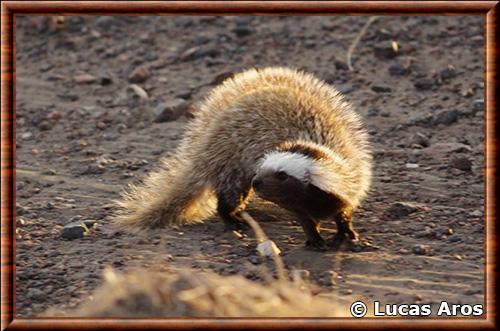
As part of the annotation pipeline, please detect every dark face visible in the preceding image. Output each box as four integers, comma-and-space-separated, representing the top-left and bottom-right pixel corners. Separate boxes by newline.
252, 170, 306, 208
251, 170, 344, 219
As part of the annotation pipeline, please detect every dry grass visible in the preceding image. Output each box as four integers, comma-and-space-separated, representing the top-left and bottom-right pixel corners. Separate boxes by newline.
65, 268, 345, 317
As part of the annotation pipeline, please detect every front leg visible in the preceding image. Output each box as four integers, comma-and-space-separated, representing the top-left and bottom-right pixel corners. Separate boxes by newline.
298, 216, 327, 251
329, 210, 359, 248
329, 210, 376, 251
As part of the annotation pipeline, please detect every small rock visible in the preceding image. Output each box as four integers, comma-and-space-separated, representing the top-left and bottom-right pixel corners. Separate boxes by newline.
405, 163, 419, 169
127, 84, 149, 100
21, 132, 33, 140
73, 73, 97, 84
81, 164, 106, 175
99, 75, 113, 86
435, 227, 454, 238
180, 44, 219, 62
388, 63, 409, 76
410, 132, 430, 147
432, 109, 458, 125
61, 222, 89, 240
371, 85, 392, 93
257, 240, 281, 257
373, 41, 400, 59
449, 154, 472, 171
128, 66, 150, 83
27, 288, 45, 301
38, 120, 52, 131
439, 65, 457, 80
48, 111, 62, 121
291, 269, 310, 281
318, 270, 338, 286
469, 209, 483, 217
387, 201, 420, 218
472, 99, 484, 112
414, 78, 435, 90
423, 142, 472, 154
57, 93, 79, 102
334, 60, 349, 71
154, 99, 190, 123
412, 244, 430, 255
233, 25, 253, 37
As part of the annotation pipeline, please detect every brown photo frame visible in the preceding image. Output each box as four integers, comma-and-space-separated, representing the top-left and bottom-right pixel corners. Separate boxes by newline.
1, 1, 497, 330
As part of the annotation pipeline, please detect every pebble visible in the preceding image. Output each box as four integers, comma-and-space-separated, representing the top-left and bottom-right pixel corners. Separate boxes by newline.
154, 99, 190, 123
73, 73, 97, 84
21, 132, 33, 140
423, 142, 471, 154
27, 288, 45, 301
387, 201, 420, 218
373, 41, 400, 59
469, 210, 483, 217
334, 60, 348, 71
99, 74, 113, 86
318, 270, 338, 286
472, 99, 484, 112
405, 163, 419, 169
233, 25, 253, 37
410, 132, 430, 147
388, 63, 409, 76
81, 164, 106, 175
371, 85, 392, 93
412, 244, 430, 255
127, 84, 149, 100
432, 109, 458, 125
48, 111, 62, 121
439, 65, 457, 80
128, 66, 150, 83
449, 154, 472, 171
180, 44, 219, 62
61, 222, 89, 240
414, 78, 435, 90
57, 93, 79, 102
38, 120, 52, 131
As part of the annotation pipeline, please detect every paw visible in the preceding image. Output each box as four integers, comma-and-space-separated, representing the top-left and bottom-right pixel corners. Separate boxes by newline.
305, 238, 328, 251
223, 219, 249, 232
346, 238, 379, 252
327, 233, 347, 250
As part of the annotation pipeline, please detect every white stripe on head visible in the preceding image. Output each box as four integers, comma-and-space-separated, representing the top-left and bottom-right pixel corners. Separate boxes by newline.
259, 152, 315, 182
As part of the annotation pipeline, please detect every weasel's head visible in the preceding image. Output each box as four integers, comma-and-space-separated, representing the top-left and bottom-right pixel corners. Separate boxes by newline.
252, 142, 350, 215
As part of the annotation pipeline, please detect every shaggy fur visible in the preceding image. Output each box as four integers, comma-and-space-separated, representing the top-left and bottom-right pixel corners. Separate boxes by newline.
113, 67, 372, 229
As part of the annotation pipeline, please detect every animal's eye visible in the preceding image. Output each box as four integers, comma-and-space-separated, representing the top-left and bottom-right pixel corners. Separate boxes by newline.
276, 171, 288, 181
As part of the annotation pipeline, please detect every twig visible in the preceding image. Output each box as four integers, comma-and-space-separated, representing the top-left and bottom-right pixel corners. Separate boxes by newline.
240, 211, 286, 282
346, 16, 379, 72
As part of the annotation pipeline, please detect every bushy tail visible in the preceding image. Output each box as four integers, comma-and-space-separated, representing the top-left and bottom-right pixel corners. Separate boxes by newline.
112, 155, 217, 230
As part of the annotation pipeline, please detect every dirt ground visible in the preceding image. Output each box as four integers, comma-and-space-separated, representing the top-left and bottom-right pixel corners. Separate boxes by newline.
15, 16, 485, 317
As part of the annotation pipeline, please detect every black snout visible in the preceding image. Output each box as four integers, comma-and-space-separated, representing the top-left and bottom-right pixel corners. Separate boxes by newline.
252, 178, 262, 189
